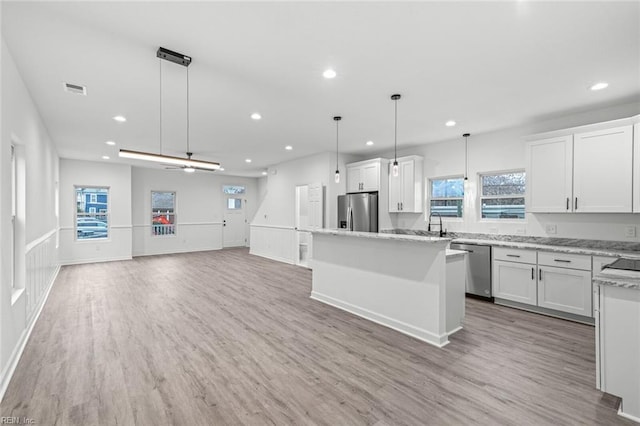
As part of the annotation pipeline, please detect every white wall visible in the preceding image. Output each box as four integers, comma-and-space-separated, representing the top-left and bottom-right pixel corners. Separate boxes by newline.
380, 101, 640, 242
131, 167, 258, 256
58, 159, 132, 264
1, 39, 60, 400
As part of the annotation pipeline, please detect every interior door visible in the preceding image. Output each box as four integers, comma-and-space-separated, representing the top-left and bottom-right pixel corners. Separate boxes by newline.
295, 183, 323, 267
223, 196, 246, 247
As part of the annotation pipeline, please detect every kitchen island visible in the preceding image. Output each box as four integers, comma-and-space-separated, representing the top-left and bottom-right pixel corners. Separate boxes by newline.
310, 229, 464, 347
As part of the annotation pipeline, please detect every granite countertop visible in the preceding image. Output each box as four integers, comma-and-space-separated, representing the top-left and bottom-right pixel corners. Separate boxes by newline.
385, 229, 640, 260
312, 228, 451, 244
593, 269, 640, 290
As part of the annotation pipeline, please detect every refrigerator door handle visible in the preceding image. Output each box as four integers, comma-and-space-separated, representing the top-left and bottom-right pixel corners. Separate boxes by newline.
347, 206, 353, 231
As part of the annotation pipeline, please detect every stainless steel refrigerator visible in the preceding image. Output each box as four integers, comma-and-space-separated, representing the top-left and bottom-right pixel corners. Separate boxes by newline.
338, 192, 378, 232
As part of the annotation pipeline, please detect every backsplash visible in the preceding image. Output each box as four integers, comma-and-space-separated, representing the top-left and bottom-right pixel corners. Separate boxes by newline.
384, 229, 640, 253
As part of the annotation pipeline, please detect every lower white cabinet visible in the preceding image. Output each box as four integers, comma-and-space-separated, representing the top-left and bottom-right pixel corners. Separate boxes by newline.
538, 265, 592, 316
493, 260, 537, 305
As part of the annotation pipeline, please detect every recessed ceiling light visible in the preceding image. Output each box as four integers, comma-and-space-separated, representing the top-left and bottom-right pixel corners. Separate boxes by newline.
105, 140, 116, 146
590, 82, 609, 91
262, 171, 268, 176
113, 115, 127, 122
251, 113, 262, 120
285, 145, 293, 150
101, 155, 110, 160
245, 158, 252, 163
366, 140, 374, 146
323, 69, 337, 79
445, 120, 457, 127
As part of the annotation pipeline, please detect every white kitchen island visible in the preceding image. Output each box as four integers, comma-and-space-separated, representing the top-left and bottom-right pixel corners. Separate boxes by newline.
310, 229, 465, 348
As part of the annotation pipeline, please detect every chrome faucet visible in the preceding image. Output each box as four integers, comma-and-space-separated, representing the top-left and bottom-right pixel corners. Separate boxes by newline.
427, 212, 446, 237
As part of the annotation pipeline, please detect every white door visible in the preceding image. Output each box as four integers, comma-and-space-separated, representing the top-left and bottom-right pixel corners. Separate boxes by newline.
347, 166, 362, 193
388, 162, 402, 212
400, 159, 415, 211
223, 196, 246, 247
492, 260, 537, 306
573, 125, 633, 213
361, 162, 380, 192
295, 183, 323, 267
526, 135, 573, 213
537, 266, 592, 316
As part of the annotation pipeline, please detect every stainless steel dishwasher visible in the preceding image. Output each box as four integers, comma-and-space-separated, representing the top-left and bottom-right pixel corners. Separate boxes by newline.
450, 242, 492, 300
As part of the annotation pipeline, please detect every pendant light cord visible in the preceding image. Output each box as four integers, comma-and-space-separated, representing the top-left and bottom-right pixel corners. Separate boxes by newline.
336, 119, 339, 169
159, 58, 163, 155
463, 133, 471, 180
394, 97, 398, 162
186, 66, 190, 154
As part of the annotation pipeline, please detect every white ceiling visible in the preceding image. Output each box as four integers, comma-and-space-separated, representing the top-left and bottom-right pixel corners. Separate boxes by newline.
3, 1, 639, 177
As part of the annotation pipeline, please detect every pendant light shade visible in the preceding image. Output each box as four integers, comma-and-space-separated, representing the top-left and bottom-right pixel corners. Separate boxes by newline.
334, 116, 342, 183
463, 133, 471, 180
391, 94, 401, 177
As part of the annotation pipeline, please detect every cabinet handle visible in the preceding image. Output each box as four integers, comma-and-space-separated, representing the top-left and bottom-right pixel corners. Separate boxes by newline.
400, 202, 403, 210
554, 259, 571, 263
575, 197, 578, 210
539, 268, 542, 281
531, 267, 534, 280
506, 254, 521, 258
566, 197, 569, 211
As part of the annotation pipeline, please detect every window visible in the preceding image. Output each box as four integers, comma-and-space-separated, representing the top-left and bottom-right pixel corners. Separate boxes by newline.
11, 145, 17, 288
480, 171, 526, 219
227, 198, 242, 210
429, 177, 464, 218
223, 185, 245, 195
151, 191, 176, 236
75, 187, 109, 240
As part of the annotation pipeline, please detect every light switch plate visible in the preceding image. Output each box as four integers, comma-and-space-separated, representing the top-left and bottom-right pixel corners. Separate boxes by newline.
624, 226, 636, 238
545, 224, 557, 234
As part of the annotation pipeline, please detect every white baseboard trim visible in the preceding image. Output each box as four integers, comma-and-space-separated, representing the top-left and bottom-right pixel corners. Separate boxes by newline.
618, 405, 640, 424
310, 291, 449, 348
59, 255, 132, 266
249, 250, 295, 265
132, 246, 222, 257
447, 325, 463, 336
0, 265, 60, 403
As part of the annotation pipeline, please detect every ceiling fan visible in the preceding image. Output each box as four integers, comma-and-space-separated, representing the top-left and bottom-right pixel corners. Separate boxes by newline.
164, 152, 216, 173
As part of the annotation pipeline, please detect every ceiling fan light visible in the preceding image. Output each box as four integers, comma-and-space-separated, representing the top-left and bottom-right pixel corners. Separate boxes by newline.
184, 167, 196, 173
118, 149, 220, 170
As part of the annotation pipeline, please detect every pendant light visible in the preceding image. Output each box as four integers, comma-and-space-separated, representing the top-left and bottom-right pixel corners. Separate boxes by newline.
391, 94, 401, 177
463, 133, 471, 180
334, 116, 342, 183
119, 47, 220, 171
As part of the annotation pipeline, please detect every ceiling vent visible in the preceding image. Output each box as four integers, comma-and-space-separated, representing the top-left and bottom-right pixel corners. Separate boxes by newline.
63, 82, 87, 95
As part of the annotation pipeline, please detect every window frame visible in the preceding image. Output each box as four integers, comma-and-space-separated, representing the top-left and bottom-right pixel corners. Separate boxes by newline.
426, 175, 465, 221
478, 169, 526, 222
11, 145, 17, 288
151, 190, 177, 237
74, 186, 111, 242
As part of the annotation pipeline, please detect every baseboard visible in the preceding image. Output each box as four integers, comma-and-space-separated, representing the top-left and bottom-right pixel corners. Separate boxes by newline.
310, 291, 449, 348
249, 250, 295, 265
494, 298, 595, 325
0, 265, 60, 403
618, 405, 640, 424
132, 246, 223, 258
59, 255, 132, 266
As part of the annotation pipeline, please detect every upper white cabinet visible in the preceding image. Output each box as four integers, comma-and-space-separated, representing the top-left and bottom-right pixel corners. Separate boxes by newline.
346, 158, 385, 193
526, 119, 636, 213
634, 123, 640, 213
573, 126, 633, 213
388, 155, 423, 213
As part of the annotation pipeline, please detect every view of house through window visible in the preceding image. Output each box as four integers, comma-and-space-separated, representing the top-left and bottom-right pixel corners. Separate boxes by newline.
152, 191, 176, 235
429, 177, 464, 218
480, 171, 526, 219
222, 185, 246, 195
75, 187, 109, 240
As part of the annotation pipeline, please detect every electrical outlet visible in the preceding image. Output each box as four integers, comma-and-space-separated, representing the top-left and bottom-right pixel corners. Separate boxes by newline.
515, 227, 526, 235
545, 224, 557, 235
624, 226, 636, 238
489, 227, 499, 234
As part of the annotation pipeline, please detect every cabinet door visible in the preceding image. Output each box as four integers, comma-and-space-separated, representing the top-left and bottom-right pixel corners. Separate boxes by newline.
526, 135, 573, 213
400, 160, 416, 212
361, 162, 380, 192
538, 266, 592, 316
573, 125, 633, 213
388, 163, 401, 212
634, 123, 639, 213
346, 166, 362, 193
492, 260, 537, 305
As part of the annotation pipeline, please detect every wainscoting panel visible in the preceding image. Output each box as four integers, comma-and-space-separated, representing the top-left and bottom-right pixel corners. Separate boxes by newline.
249, 224, 296, 264
25, 230, 59, 321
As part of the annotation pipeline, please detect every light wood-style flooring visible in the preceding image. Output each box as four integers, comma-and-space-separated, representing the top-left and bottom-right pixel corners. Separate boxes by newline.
0, 248, 632, 425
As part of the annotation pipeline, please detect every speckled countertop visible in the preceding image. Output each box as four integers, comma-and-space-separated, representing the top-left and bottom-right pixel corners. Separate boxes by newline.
384, 229, 640, 260
312, 228, 451, 244
593, 269, 640, 290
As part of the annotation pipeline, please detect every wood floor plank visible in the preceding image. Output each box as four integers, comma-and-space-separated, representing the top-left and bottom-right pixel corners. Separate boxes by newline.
0, 248, 633, 425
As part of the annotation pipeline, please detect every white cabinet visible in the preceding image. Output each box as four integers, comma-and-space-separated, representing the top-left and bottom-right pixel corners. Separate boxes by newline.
573, 125, 633, 213
388, 155, 423, 213
526, 121, 635, 213
346, 159, 384, 193
634, 123, 640, 213
538, 265, 592, 317
526, 135, 573, 213
492, 248, 537, 306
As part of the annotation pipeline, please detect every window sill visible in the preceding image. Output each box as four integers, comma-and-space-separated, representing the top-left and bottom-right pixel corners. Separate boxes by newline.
11, 288, 25, 306
479, 218, 527, 224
